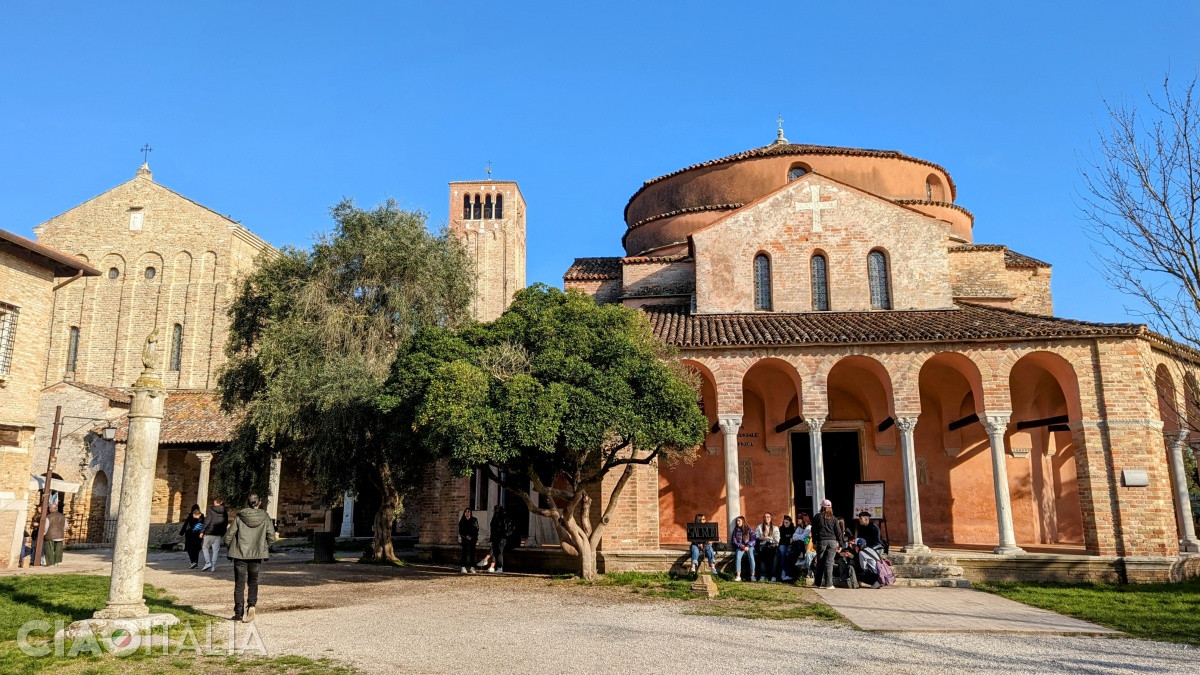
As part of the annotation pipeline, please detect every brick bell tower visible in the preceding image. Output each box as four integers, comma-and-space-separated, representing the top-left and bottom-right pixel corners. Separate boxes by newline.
448, 175, 527, 321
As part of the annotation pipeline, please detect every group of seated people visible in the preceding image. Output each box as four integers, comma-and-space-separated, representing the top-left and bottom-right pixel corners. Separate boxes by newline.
687, 509, 888, 588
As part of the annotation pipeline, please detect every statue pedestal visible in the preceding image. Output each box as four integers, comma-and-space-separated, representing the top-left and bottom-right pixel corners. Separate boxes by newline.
690, 560, 720, 599
55, 614, 179, 645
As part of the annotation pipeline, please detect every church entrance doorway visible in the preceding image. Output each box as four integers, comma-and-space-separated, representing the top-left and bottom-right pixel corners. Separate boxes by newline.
791, 431, 862, 521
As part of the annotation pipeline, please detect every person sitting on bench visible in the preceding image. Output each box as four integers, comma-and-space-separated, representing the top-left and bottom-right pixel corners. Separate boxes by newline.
688, 513, 717, 573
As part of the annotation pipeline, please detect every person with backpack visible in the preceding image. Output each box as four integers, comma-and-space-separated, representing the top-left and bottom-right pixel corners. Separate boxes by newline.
201, 497, 228, 571
857, 538, 883, 588
458, 507, 479, 574
224, 493, 276, 622
487, 504, 513, 573
180, 504, 205, 569
812, 499, 843, 589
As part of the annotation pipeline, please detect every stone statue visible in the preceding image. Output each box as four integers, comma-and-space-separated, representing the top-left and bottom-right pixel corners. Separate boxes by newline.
141, 329, 160, 372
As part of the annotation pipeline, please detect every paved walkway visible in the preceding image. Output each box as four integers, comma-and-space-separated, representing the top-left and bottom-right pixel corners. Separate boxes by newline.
8, 549, 1189, 674
814, 587, 1121, 634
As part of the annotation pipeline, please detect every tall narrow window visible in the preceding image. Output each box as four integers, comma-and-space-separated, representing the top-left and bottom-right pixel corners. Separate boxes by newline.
811, 253, 829, 311
0, 302, 19, 377
868, 250, 891, 310
66, 326, 80, 373
925, 181, 933, 200
484, 194, 493, 219
753, 254, 772, 311
495, 194, 503, 219
462, 194, 471, 219
170, 324, 183, 372
472, 195, 482, 220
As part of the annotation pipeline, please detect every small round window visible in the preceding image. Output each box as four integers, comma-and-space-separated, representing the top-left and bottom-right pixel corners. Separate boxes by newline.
788, 165, 809, 182
144, 267, 157, 280
107, 267, 119, 279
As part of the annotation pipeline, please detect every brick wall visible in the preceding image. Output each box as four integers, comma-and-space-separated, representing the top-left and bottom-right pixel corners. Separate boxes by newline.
448, 181, 526, 322
564, 279, 622, 305
0, 250, 55, 427
34, 167, 270, 391
690, 175, 955, 313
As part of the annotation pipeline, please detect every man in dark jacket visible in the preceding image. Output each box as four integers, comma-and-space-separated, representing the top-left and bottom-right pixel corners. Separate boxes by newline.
224, 494, 276, 622
201, 497, 228, 572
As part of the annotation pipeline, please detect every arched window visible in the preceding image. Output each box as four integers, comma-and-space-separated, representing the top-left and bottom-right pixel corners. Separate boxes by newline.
754, 254, 772, 311
495, 194, 503, 219
66, 326, 80, 373
170, 323, 183, 372
484, 194, 493, 219
472, 195, 482, 220
925, 174, 945, 201
462, 194, 471, 219
868, 250, 891, 310
811, 253, 829, 311
788, 164, 809, 182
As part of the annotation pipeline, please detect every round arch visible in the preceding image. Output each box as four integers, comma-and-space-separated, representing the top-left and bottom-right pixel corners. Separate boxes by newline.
1155, 364, 1181, 432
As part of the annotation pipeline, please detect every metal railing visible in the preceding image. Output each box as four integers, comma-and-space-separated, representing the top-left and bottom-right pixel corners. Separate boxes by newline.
64, 516, 117, 546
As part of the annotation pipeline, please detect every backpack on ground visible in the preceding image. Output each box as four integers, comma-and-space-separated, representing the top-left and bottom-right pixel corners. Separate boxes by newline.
878, 559, 896, 586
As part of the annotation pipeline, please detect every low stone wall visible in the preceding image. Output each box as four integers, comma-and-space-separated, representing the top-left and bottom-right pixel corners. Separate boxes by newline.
955, 552, 1200, 584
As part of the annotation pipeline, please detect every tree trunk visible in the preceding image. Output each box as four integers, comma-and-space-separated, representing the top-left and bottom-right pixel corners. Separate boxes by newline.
579, 541, 599, 580
361, 463, 401, 563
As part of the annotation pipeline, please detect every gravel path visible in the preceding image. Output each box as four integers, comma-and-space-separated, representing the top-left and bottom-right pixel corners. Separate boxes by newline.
53, 550, 1200, 673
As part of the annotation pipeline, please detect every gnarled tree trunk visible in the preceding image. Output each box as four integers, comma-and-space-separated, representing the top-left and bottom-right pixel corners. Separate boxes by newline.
361, 463, 401, 563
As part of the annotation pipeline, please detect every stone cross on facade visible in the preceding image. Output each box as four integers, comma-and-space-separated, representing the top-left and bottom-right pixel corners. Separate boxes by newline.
794, 184, 836, 232
140, 144, 153, 163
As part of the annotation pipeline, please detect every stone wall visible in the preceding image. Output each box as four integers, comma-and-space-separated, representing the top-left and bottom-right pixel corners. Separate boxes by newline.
564, 279, 622, 305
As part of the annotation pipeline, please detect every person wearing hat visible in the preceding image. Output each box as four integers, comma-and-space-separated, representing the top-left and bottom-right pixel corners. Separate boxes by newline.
854, 511, 884, 553
812, 499, 843, 589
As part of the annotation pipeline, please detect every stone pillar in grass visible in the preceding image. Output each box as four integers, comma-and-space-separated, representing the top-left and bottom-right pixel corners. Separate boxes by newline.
61, 330, 178, 638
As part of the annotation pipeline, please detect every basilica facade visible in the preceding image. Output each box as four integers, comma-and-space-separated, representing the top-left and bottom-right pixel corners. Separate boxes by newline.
557, 131, 1200, 574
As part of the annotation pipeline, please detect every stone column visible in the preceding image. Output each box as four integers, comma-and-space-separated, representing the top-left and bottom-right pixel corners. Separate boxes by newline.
982, 413, 1024, 555
807, 416, 827, 514
94, 367, 170, 619
194, 452, 213, 512
896, 417, 929, 553
339, 490, 355, 538
266, 453, 282, 523
1164, 431, 1200, 553
718, 415, 743, 534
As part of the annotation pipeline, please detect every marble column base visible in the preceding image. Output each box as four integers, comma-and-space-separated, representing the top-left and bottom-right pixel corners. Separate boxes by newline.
1182, 539, 1200, 554
993, 545, 1026, 555
56, 613, 179, 642
93, 601, 151, 619
899, 544, 931, 554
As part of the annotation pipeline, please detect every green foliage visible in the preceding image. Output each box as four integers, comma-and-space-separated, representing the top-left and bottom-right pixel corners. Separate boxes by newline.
382, 285, 707, 571
216, 199, 472, 537
977, 579, 1200, 646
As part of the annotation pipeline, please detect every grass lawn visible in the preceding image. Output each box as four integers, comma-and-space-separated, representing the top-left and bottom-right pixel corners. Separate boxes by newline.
568, 572, 845, 621
0, 574, 356, 675
975, 578, 1200, 646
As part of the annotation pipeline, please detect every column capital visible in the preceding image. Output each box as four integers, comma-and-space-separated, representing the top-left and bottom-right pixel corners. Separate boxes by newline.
894, 417, 919, 433
1164, 429, 1190, 445
717, 415, 742, 435
981, 412, 1011, 435
194, 451, 213, 463
805, 415, 826, 430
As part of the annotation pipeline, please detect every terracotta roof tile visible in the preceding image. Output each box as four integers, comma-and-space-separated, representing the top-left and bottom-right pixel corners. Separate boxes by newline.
115, 390, 237, 445
627, 142, 957, 221
563, 257, 623, 281
643, 302, 1141, 348
68, 382, 132, 405
949, 244, 1051, 269
629, 203, 745, 230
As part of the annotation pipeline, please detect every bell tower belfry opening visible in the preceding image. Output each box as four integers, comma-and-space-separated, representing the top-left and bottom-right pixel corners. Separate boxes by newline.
448, 178, 527, 322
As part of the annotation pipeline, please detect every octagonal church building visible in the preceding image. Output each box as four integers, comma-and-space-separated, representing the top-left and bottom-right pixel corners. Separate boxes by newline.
553, 129, 1200, 581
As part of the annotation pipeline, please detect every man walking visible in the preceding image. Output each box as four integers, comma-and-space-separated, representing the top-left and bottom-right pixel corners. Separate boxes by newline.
224, 494, 275, 622
201, 497, 228, 571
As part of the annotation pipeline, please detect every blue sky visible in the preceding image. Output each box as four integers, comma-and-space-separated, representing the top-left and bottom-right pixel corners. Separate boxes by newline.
2, 2, 1197, 323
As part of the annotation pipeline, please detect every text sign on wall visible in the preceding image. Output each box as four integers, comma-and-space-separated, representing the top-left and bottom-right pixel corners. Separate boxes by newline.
686, 521, 720, 543
853, 481, 886, 519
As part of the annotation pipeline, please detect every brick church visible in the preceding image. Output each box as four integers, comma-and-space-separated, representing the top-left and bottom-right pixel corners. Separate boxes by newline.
424, 127, 1200, 581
